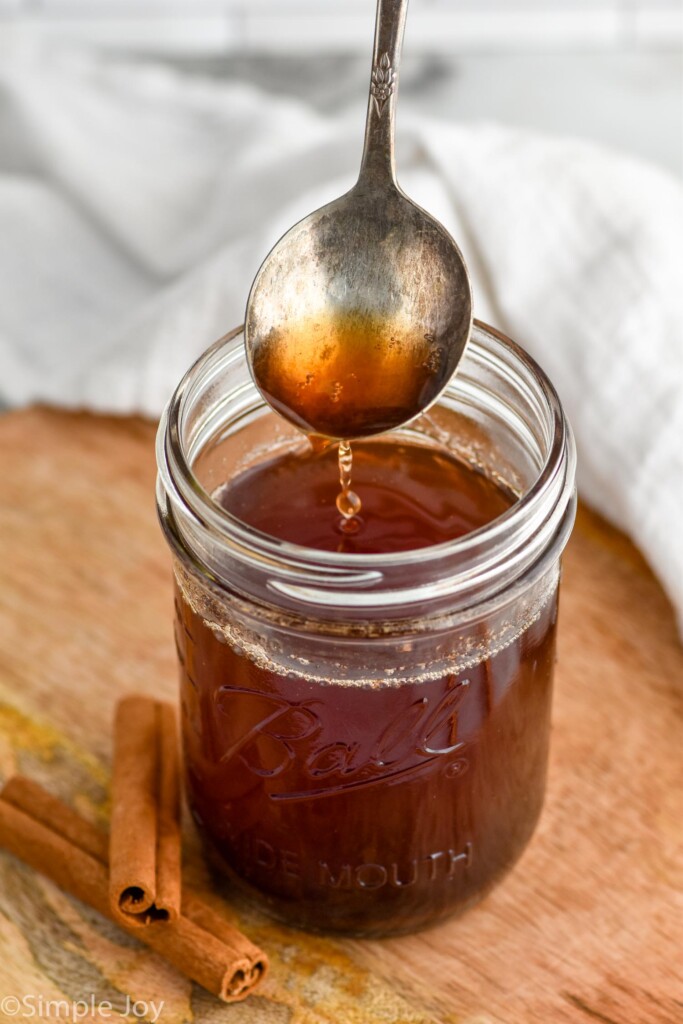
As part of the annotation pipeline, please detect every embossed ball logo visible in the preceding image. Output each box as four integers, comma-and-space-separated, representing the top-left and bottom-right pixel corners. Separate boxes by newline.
214, 678, 470, 803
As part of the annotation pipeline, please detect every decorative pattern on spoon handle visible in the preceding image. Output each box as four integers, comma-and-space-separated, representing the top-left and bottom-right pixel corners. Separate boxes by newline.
371, 52, 396, 118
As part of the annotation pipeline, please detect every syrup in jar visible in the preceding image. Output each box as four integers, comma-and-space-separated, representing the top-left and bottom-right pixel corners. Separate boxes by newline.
174, 428, 558, 935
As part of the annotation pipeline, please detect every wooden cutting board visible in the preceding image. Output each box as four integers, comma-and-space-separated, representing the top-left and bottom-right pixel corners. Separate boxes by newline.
0, 408, 681, 1024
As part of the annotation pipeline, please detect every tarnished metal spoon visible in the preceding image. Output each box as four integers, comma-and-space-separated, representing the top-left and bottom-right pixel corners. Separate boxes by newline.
245, 0, 472, 440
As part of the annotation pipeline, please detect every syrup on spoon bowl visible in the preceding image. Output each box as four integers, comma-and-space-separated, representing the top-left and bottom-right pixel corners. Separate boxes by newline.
245, 0, 473, 441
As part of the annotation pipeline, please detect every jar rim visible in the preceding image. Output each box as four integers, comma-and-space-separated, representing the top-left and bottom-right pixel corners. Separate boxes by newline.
156, 320, 576, 616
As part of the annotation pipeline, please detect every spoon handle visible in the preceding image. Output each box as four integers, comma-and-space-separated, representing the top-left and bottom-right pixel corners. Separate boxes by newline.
358, 0, 409, 188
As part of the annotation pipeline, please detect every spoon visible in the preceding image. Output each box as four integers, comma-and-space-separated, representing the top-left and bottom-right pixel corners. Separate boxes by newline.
245, 0, 472, 440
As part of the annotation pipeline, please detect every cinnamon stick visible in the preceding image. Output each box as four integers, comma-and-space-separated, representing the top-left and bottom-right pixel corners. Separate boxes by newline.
110, 695, 181, 925
0, 777, 268, 1002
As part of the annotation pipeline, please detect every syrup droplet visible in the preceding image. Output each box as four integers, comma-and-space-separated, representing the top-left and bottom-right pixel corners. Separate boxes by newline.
336, 488, 362, 519
336, 439, 362, 521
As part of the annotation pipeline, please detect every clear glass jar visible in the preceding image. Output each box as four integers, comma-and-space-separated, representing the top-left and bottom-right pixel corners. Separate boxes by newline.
156, 321, 576, 937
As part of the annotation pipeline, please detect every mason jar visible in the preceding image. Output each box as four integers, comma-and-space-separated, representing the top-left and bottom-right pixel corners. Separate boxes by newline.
156, 320, 576, 937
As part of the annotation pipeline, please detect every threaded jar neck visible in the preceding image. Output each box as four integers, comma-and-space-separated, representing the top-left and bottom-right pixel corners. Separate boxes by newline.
156, 321, 576, 625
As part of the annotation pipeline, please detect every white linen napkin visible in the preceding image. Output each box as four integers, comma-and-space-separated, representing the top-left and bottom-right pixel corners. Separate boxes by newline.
1, 40, 682, 631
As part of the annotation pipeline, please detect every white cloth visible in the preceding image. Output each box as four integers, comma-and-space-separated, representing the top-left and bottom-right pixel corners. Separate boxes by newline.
1, 41, 682, 631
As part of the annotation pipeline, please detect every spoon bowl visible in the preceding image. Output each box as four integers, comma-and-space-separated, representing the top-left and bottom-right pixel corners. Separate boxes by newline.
246, 0, 472, 440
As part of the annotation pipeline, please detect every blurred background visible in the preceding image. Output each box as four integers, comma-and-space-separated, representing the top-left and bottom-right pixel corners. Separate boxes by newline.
0, 0, 681, 174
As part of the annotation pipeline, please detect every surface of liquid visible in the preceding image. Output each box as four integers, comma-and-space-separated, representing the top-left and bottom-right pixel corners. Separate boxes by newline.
177, 439, 558, 935
214, 437, 513, 554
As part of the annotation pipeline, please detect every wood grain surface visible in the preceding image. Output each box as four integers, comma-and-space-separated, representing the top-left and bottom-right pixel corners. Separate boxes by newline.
0, 408, 681, 1024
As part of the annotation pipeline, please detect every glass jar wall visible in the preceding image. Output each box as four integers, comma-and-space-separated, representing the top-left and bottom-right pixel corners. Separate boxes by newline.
156, 321, 576, 936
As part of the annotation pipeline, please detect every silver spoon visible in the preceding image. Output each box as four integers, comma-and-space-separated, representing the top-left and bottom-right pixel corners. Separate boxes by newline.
245, 0, 472, 441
